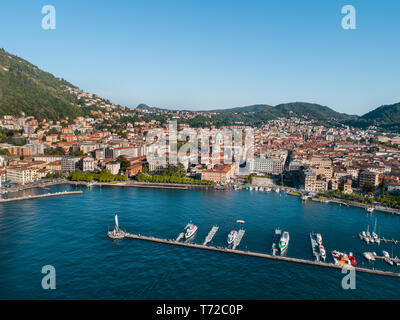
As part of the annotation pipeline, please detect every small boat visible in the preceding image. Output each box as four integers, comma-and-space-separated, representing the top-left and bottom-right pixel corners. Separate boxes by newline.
369, 237, 375, 244
259, 187, 264, 192
249, 186, 253, 191
236, 220, 245, 225
319, 245, 326, 260
227, 230, 238, 245
383, 250, 390, 259
367, 207, 375, 213
316, 233, 323, 245
332, 250, 341, 259
363, 252, 374, 262
362, 231, 367, 238
275, 188, 280, 193
265, 187, 272, 192
279, 231, 290, 253
385, 258, 394, 266
365, 237, 370, 244
348, 252, 357, 267
185, 224, 198, 239
254, 186, 259, 191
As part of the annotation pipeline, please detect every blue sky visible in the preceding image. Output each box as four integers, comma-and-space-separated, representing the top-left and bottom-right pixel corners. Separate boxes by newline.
0, 0, 399, 115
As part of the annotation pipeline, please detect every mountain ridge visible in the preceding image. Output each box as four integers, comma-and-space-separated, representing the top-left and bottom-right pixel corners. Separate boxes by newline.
1, 48, 400, 130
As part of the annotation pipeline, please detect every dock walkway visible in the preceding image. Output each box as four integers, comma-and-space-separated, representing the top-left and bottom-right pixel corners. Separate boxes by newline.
232, 229, 245, 250
203, 226, 219, 245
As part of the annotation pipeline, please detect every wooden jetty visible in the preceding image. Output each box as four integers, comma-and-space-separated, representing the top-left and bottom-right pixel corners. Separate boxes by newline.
232, 229, 245, 250
203, 226, 219, 245
271, 228, 281, 256
0, 191, 83, 203
117, 232, 400, 279
310, 233, 320, 262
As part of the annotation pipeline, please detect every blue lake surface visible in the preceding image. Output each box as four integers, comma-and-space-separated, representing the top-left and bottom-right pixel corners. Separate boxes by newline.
0, 185, 399, 299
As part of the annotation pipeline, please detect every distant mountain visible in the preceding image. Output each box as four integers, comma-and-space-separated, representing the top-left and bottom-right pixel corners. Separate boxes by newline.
344, 102, 400, 131
209, 104, 274, 113
361, 102, 400, 123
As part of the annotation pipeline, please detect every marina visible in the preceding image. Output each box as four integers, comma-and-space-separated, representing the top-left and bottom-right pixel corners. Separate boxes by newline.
112, 231, 400, 279
107, 216, 400, 279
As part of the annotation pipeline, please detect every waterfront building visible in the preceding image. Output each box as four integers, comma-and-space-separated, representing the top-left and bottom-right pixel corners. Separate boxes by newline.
359, 170, 380, 188
61, 155, 76, 172
201, 163, 235, 184
6, 165, 34, 185
79, 156, 95, 172
106, 161, 121, 175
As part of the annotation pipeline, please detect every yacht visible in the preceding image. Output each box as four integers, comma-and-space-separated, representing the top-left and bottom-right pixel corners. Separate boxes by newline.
279, 231, 290, 253
367, 207, 375, 214
383, 250, 390, 259
227, 230, 238, 245
385, 258, 394, 266
319, 245, 326, 261
363, 252, 375, 262
348, 252, 357, 267
316, 233, 323, 245
185, 224, 198, 239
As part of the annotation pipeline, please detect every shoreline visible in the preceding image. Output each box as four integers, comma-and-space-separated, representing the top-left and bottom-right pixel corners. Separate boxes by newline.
3, 179, 400, 216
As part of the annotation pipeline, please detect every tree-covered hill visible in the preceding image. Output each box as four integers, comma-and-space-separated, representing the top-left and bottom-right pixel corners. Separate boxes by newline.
0, 48, 83, 121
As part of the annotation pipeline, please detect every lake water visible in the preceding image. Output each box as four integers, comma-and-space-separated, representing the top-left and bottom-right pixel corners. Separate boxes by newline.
0, 185, 399, 299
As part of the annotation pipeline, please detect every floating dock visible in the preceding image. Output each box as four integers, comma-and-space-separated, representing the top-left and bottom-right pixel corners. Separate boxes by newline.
117, 232, 400, 279
232, 229, 245, 250
310, 233, 320, 262
203, 226, 219, 245
0, 191, 83, 203
176, 233, 185, 242
271, 228, 281, 256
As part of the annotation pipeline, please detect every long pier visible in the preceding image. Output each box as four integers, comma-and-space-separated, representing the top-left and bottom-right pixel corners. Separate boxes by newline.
119, 233, 400, 279
0, 191, 83, 203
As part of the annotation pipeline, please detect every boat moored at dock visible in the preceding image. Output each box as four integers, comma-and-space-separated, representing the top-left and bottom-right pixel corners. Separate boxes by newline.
227, 230, 238, 245
185, 224, 198, 239
279, 231, 290, 253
